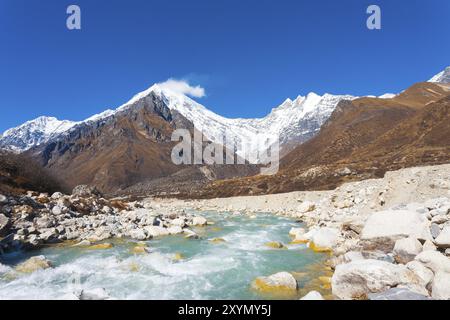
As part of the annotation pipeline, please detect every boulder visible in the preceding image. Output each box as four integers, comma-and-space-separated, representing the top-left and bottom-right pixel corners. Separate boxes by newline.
431, 215, 448, 224
360, 210, 431, 252
129, 228, 147, 240
167, 226, 183, 235
393, 237, 423, 264
310, 227, 340, 251
331, 259, 417, 300
300, 291, 324, 300
431, 272, 450, 300
265, 241, 286, 249
72, 185, 102, 198
343, 251, 365, 263
368, 287, 430, 300
15, 256, 52, 273
144, 226, 170, 237
51, 192, 64, 199
422, 240, 437, 251
192, 216, 207, 226
434, 226, 450, 248
415, 250, 450, 273
253, 272, 297, 293
170, 218, 186, 228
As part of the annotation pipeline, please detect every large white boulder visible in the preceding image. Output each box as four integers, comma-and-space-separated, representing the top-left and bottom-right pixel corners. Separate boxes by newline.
434, 226, 450, 248
253, 272, 297, 292
297, 201, 316, 213
360, 210, 431, 252
431, 272, 450, 300
393, 237, 423, 264
331, 259, 418, 300
192, 216, 207, 226
310, 227, 340, 250
144, 226, 170, 237
414, 250, 450, 273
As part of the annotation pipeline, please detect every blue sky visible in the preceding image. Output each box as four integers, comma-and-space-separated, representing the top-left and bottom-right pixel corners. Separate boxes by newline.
0, 0, 449, 132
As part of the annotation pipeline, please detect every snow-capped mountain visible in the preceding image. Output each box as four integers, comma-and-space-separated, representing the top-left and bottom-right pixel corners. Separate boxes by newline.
0, 116, 77, 152
429, 66, 450, 83
0, 84, 356, 160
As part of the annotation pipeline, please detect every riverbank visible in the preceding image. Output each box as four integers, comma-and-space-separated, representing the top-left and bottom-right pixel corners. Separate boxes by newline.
151, 163, 450, 299
1, 164, 449, 299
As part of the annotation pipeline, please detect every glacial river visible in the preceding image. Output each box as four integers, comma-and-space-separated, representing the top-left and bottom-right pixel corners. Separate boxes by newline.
0, 211, 330, 300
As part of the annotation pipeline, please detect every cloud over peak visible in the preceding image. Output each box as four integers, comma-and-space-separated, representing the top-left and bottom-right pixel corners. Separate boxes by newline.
157, 78, 205, 98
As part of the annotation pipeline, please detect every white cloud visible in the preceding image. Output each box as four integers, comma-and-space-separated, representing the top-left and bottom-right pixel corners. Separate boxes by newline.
157, 78, 205, 98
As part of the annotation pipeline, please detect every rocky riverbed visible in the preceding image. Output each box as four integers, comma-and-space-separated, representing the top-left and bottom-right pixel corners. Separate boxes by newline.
1, 164, 449, 300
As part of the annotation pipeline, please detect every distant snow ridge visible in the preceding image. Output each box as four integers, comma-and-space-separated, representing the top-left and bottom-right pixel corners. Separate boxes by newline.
429, 66, 450, 84
0, 117, 77, 152
0, 85, 356, 159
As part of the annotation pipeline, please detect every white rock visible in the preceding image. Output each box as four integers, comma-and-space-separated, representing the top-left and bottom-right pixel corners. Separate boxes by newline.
254, 272, 297, 291
434, 226, 450, 248
170, 218, 186, 227
431, 215, 448, 224
422, 240, 437, 251
192, 216, 207, 226
310, 227, 340, 249
431, 272, 450, 300
406, 261, 434, 289
144, 226, 170, 237
360, 210, 431, 251
300, 291, 324, 300
129, 228, 147, 240
415, 250, 450, 273
331, 259, 417, 300
167, 226, 183, 235
343, 251, 365, 263
51, 192, 64, 199
393, 237, 423, 264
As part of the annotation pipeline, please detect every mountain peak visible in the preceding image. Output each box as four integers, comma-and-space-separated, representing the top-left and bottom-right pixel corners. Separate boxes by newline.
429, 66, 450, 83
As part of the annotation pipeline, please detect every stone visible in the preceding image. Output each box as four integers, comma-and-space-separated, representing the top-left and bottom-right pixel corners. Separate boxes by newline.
15, 256, 52, 273
431, 272, 450, 300
360, 210, 431, 252
131, 245, 149, 254
51, 192, 64, 199
184, 229, 199, 239
434, 226, 450, 248
0, 214, 11, 236
144, 226, 170, 237
406, 261, 434, 289
252, 272, 297, 293
343, 251, 365, 263
210, 237, 226, 244
310, 227, 340, 251
171, 218, 186, 227
167, 226, 183, 235
129, 228, 147, 240
422, 240, 437, 251
368, 287, 430, 300
297, 201, 316, 213
415, 250, 450, 273
393, 237, 423, 264
0, 194, 7, 204
79, 288, 110, 300
72, 185, 102, 198
430, 223, 441, 239
265, 241, 286, 249
72, 240, 91, 247
341, 218, 365, 235
192, 216, 207, 226
331, 259, 416, 300
432, 215, 448, 224
300, 291, 324, 300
